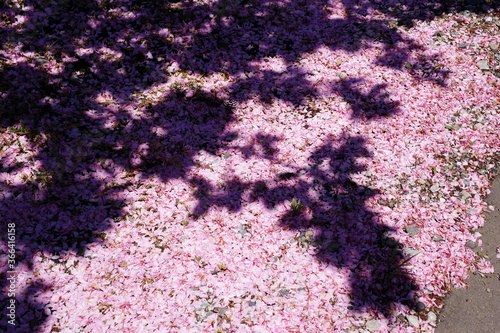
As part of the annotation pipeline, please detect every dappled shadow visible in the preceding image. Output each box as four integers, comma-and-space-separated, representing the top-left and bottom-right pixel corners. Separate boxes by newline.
1, 0, 494, 330
190, 176, 250, 219
192, 135, 419, 315
245, 135, 419, 316
0, 276, 49, 332
334, 78, 400, 119
0, 62, 235, 331
238, 133, 280, 159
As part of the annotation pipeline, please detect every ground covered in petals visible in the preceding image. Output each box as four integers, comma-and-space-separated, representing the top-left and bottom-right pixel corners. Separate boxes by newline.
1, 0, 499, 332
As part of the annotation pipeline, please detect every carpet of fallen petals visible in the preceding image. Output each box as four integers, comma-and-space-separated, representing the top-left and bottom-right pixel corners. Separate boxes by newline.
0, 0, 499, 332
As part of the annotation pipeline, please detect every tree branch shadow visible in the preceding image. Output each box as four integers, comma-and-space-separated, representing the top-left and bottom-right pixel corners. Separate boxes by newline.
1, 0, 494, 330
246, 135, 419, 317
